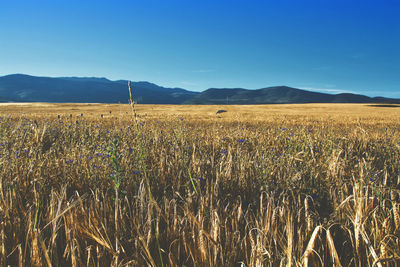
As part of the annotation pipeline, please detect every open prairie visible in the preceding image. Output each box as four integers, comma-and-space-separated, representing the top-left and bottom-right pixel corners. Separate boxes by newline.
1, 102, 400, 123
1, 103, 400, 266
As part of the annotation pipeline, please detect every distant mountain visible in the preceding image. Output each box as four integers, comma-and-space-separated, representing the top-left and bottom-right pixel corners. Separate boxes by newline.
184, 86, 400, 104
0, 74, 398, 104
0, 74, 198, 104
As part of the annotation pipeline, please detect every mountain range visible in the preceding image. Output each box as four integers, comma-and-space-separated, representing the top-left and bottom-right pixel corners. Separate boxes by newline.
0, 74, 398, 104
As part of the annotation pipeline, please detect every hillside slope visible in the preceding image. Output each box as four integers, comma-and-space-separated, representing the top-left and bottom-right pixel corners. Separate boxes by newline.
1, 74, 399, 104
0, 74, 198, 104
184, 86, 400, 104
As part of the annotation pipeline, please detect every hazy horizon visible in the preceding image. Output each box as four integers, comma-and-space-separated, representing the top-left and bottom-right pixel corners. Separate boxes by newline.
1, 0, 399, 97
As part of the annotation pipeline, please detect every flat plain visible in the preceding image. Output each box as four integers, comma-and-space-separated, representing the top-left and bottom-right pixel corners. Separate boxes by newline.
1, 103, 400, 266
1, 102, 400, 120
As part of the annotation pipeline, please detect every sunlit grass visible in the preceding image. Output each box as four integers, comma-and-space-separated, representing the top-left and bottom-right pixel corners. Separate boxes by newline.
0, 103, 399, 266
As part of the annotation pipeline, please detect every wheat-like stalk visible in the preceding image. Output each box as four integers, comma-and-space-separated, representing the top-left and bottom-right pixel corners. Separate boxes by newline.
0, 226, 5, 265
199, 229, 206, 261
390, 190, 398, 202
380, 241, 387, 258
304, 197, 312, 233
286, 211, 294, 267
303, 225, 321, 267
326, 228, 342, 267
31, 229, 41, 267
393, 203, 400, 230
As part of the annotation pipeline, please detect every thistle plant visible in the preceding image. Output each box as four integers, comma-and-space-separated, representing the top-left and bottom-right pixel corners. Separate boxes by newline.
107, 137, 123, 264
108, 138, 122, 192
128, 81, 164, 266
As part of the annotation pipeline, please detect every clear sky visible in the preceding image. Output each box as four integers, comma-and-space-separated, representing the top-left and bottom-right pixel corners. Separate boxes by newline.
1, 0, 399, 97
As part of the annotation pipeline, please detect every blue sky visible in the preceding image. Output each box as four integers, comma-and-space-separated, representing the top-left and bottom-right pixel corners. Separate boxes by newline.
1, 0, 399, 97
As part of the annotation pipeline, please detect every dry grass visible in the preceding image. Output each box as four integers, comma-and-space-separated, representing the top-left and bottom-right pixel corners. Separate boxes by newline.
2, 102, 400, 123
0, 103, 400, 266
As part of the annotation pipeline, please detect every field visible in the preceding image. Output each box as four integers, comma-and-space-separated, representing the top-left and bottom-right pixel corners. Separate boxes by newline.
1, 103, 400, 266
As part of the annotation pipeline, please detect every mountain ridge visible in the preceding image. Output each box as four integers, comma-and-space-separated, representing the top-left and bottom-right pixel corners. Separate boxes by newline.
0, 74, 399, 104
184, 86, 400, 104
0, 74, 197, 104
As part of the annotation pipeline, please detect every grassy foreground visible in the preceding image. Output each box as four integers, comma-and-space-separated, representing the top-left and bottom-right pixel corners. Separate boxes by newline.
1, 103, 400, 266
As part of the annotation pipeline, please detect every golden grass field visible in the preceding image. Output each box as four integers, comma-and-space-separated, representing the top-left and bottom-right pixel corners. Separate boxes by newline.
0, 103, 400, 266
2, 103, 400, 123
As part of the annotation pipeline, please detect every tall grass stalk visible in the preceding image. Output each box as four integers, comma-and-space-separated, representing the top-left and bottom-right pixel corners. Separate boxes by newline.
128, 81, 164, 266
